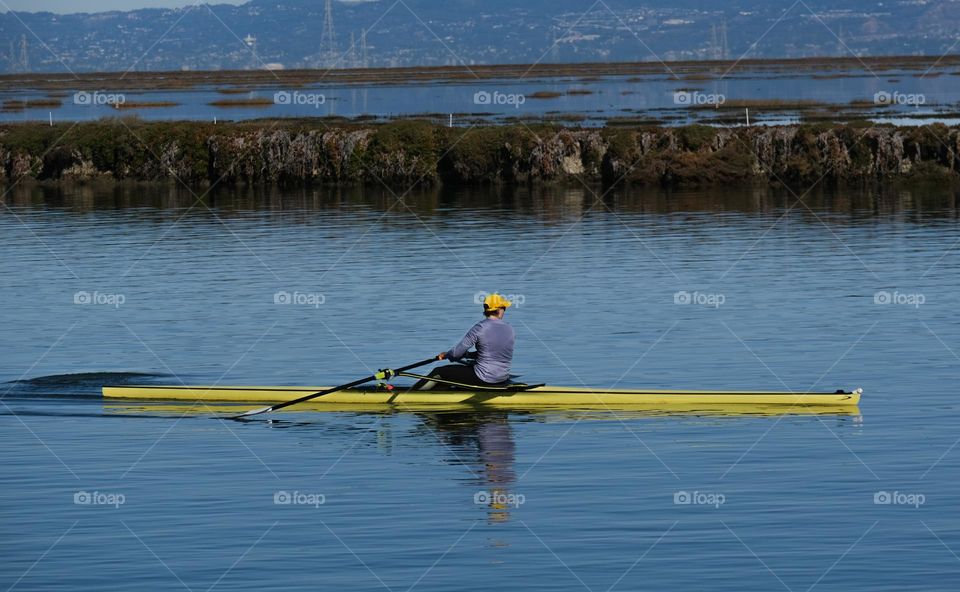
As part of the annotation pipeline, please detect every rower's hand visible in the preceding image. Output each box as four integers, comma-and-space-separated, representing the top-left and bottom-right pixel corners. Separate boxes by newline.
437, 352, 447, 360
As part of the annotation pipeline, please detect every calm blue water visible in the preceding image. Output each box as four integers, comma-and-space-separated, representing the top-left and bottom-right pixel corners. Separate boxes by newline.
3, 65, 958, 125
2, 183, 960, 590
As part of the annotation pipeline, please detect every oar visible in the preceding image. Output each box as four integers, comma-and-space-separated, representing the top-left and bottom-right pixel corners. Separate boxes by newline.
231, 357, 438, 418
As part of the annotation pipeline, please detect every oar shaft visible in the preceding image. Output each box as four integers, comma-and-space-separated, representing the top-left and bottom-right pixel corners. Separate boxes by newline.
265, 374, 381, 412
235, 357, 437, 417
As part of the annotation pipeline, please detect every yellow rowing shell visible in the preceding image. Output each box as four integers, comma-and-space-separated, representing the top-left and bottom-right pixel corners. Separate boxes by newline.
102, 385, 862, 408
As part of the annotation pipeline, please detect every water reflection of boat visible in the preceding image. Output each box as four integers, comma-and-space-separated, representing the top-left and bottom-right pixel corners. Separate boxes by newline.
103, 401, 861, 525
414, 411, 518, 523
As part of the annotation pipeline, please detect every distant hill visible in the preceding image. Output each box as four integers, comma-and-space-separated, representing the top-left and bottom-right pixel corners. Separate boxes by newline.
1, 0, 956, 73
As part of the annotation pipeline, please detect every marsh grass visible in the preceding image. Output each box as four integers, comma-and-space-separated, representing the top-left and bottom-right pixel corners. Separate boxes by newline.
0, 56, 958, 94
113, 101, 180, 110
2, 98, 62, 111
209, 98, 274, 108
529, 91, 563, 99
695, 99, 827, 110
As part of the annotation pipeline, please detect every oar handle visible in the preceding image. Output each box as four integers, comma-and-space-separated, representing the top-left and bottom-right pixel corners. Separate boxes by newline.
234, 356, 438, 418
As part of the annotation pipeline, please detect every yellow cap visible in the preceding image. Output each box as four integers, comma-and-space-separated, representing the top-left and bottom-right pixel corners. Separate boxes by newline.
483, 293, 512, 310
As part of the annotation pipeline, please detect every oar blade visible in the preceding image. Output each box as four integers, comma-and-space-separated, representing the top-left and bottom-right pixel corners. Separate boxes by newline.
232, 405, 273, 419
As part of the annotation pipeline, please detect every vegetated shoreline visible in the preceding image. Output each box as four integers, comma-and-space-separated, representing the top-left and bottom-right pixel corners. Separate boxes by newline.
1, 119, 959, 189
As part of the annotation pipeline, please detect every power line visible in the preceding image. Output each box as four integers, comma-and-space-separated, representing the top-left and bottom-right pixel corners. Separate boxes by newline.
19, 34, 29, 71
349, 31, 356, 68
721, 18, 729, 60
320, 0, 337, 68
361, 28, 368, 68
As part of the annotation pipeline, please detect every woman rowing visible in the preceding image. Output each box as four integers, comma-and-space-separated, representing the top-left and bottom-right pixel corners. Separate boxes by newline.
413, 293, 516, 391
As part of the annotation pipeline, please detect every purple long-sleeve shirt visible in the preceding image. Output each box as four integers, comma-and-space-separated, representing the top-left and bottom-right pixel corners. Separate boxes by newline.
446, 317, 515, 383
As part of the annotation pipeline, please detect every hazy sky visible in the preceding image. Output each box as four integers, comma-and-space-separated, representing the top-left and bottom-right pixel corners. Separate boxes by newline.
2, 0, 247, 13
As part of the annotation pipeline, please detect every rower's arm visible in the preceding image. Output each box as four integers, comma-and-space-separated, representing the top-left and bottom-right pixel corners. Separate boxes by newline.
446, 323, 482, 361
